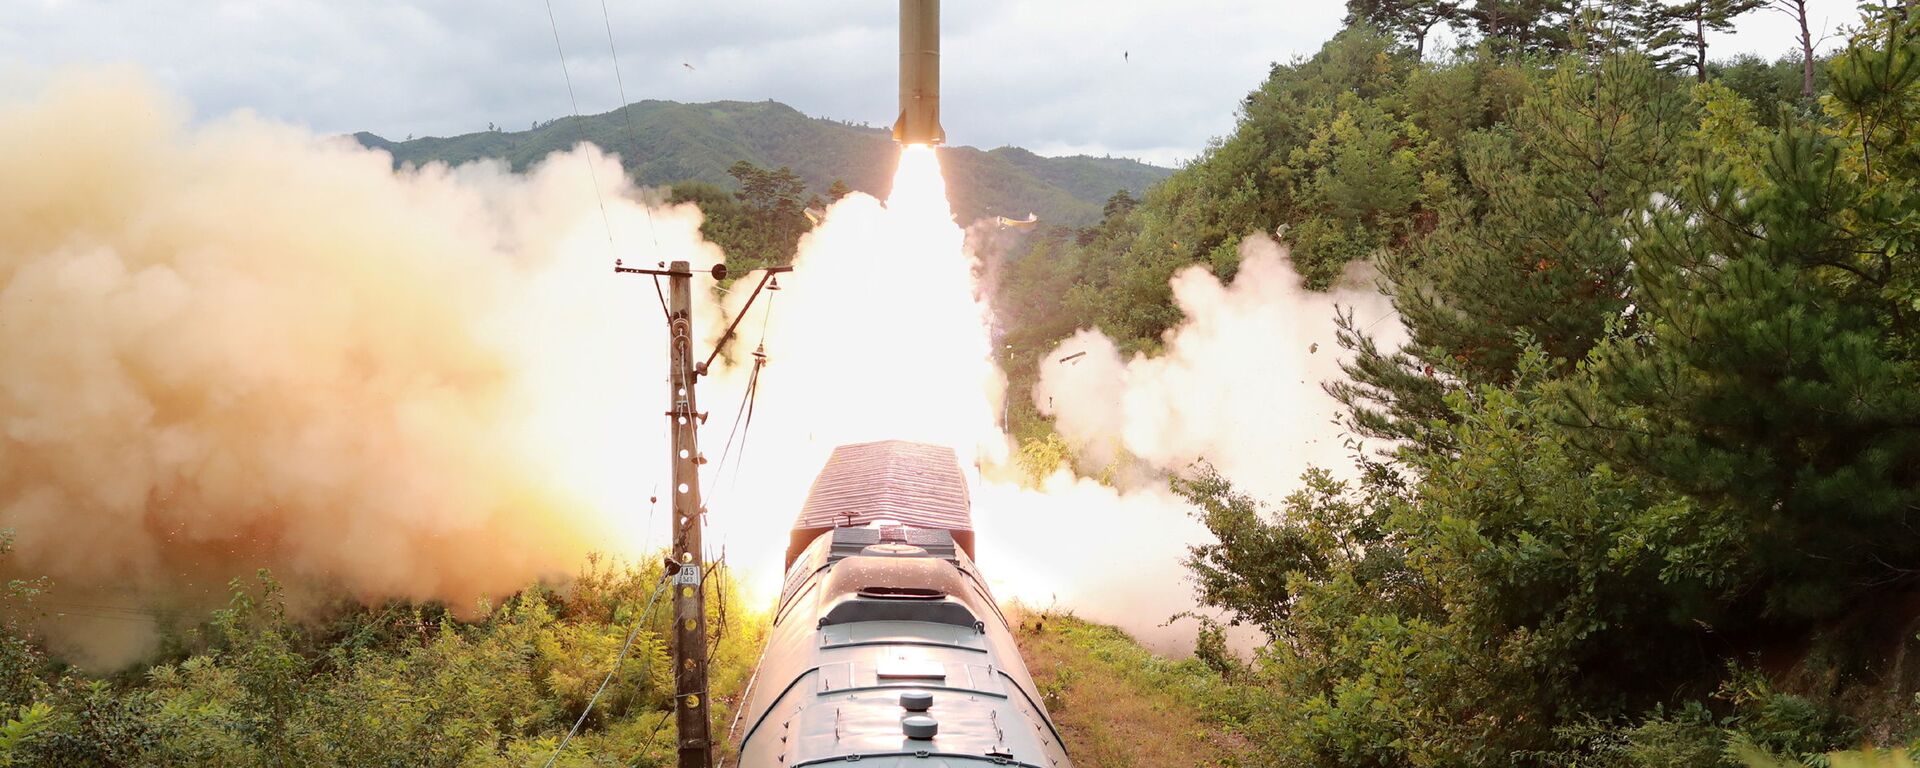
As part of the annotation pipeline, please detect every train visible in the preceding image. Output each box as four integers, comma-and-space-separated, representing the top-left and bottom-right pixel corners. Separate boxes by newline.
732, 440, 1074, 767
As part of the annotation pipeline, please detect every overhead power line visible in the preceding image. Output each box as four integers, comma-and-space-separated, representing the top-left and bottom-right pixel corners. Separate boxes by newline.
539, 572, 673, 768
542, 0, 616, 248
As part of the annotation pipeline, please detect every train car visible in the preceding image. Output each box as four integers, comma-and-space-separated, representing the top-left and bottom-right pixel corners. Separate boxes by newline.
733, 440, 1073, 767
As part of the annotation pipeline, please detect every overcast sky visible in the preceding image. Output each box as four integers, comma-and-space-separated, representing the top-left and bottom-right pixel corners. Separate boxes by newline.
3, 0, 1866, 167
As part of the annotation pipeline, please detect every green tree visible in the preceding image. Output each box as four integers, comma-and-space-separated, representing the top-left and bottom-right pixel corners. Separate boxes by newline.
1345, 0, 1463, 57
719, 160, 811, 271
1632, 0, 1765, 80
1186, 354, 1728, 765
1465, 0, 1577, 56
1333, 55, 1689, 455
1568, 19, 1920, 620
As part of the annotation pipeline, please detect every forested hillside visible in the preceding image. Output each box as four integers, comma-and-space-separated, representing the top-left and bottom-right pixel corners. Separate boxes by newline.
992, 2, 1920, 764
354, 99, 1171, 227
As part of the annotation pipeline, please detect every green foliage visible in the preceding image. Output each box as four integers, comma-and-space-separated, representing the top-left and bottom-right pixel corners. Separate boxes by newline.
1627, 0, 1766, 80
669, 160, 811, 272
1338, 54, 1691, 456
1183, 354, 1750, 764
1105, 11, 1920, 766
1742, 746, 1920, 768
0, 703, 54, 766
1568, 18, 1920, 621
0, 555, 764, 767
1714, 53, 1833, 124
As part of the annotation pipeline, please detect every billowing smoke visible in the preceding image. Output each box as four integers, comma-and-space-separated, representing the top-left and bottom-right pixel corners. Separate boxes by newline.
1036, 235, 1402, 501
0, 69, 1401, 666
700, 142, 1403, 652
0, 71, 719, 667
983, 234, 1404, 652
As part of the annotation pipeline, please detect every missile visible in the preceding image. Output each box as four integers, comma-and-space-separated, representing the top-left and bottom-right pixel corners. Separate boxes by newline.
893, 0, 944, 146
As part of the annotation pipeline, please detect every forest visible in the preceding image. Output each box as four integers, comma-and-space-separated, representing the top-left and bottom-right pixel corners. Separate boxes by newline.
993, 1, 1920, 764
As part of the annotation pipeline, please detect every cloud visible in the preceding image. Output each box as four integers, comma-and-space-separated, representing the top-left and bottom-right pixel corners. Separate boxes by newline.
5, 0, 1348, 165
4, 1, 1864, 166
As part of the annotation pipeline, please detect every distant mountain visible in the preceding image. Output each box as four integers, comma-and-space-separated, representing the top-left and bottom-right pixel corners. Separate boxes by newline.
353, 100, 1173, 227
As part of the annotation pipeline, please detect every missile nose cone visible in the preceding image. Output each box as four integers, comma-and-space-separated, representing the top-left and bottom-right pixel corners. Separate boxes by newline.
894, 0, 942, 145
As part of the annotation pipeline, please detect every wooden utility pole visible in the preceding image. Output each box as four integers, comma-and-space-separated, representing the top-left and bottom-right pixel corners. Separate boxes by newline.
665, 260, 712, 768
614, 257, 788, 768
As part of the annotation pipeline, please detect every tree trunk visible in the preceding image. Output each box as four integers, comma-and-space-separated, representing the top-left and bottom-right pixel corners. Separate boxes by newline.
1696, 11, 1709, 83
1798, 6, 1815, 99
1777, 0, 1815, 99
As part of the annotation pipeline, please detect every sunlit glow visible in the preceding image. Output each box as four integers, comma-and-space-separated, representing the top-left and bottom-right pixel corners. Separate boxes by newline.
705, 144, 1007, 603
0, 73, 728, 666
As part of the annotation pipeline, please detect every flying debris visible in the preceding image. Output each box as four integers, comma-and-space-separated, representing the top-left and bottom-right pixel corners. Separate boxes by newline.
892, 0, 944, 145
996, 212, 1039, 230
682, 62, 696, 71
804, 207, 827, 226
1058, 351, 1087, 364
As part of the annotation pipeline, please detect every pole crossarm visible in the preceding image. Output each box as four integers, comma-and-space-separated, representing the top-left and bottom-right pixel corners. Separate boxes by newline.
702, 265, 791, 375
614, 261, 792, 377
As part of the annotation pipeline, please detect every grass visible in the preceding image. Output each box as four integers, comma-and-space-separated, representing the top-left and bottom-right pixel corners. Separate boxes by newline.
1010, 606, 1256, 767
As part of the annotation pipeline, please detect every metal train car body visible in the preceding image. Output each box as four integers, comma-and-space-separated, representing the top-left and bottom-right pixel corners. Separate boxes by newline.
734, 441, 1073, 767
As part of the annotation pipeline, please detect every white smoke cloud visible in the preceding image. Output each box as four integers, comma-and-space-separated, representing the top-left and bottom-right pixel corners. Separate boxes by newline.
0, 70, 721, 667
992, 233, 1403, 652
1036, 234, 1402, 501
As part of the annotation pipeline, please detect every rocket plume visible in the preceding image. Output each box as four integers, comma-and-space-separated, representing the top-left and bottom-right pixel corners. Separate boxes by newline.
703, 146, 1404, 654
703, 145, 1006, 601
1, 69, 1403, 666
0, 71, 716, 667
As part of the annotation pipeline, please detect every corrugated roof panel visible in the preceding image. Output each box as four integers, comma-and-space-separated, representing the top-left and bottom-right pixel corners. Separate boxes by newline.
796, 440, 972, 532
786, 441, 975, 568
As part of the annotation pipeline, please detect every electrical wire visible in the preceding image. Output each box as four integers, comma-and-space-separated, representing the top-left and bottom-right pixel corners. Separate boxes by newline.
538, 572, 673, 768
594, 0, 663, 254
703, 285, 776, 507
729, 288, 777, 490
542, 0, 616, 249
705, 359, 761, 505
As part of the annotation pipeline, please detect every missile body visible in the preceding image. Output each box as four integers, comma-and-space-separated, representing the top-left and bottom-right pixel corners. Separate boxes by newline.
893, 0, 944, 145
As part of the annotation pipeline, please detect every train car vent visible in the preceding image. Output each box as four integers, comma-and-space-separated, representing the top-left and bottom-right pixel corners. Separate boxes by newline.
858, 586, 944, 599
903, 715, 939, 740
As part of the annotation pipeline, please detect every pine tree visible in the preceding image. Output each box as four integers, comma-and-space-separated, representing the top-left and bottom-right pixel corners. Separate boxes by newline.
1569, 20, 1920, 618
1631, 0, 1764, 80
1345, 0, 1463, 57
1333, 55, 1689, 454
1464, 0, 1578, 55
